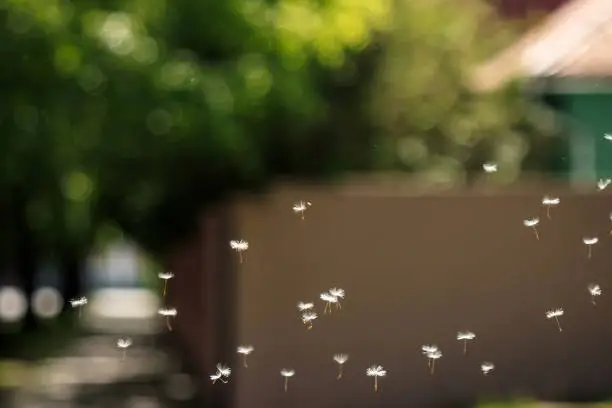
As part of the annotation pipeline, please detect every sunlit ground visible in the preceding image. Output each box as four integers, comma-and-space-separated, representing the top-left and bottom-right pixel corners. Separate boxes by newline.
0, 287, 198, 408
83, 288, 161, 334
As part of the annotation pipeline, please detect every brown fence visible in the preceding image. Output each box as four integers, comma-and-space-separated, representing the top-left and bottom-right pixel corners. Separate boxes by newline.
166, 205, 235, 406
171, 180, 612, 408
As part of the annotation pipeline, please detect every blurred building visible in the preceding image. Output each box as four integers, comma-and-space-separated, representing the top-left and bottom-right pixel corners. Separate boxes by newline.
83, 240, 160, 335
474, 0, 612, 182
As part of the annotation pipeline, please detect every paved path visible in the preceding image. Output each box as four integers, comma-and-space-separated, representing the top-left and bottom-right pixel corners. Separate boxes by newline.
7, 335, 201, 408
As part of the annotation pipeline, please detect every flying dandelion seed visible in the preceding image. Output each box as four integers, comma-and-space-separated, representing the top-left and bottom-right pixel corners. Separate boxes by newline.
582, 237, 599, 259
456, 331, 476, 355
541, 196, 560, 219
523, 218, 540, 240
333, 354, 349, 380
229, 240, 249, 263
158, 272, 174, 298
482, 162, 498, 173
605, 133, 612, 141
320, 292, 338, 314
426, 350, 442, 375
297, 302, 314, 312
217, 363, 231, 378
210, 372, 224, 384
117, 337, 132, 361
546, 308, 564, 332
366, 365, 387, 392
329, 288, 345, 310
597, 178, 611, 191
421, 345, 439, 368
158, 307, 177, 331
588, 283, 602, 305
481, 362, 495, 375
280, 369, 295, 392
292, 201, 312, 220
237, 345, 254, 368
70, 296, 88, 318
210, 363, 231, 384
301, 311, 318, 330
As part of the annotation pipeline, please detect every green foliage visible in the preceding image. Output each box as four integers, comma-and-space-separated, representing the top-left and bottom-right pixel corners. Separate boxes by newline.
369, 0, 562, 185
0, 0, 394, 257
0, 0, 560, 259
475, 396, 537, 408
475, 401, 612, 408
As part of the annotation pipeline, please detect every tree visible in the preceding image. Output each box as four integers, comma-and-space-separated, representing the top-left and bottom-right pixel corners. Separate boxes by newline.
0, 0, 560, 300
0, 0, 395, 310
369, 0, 562, 185
62, 0, 396, 253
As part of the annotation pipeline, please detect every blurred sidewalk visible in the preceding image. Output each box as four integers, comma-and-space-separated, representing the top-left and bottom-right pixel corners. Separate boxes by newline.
4, 334, 200, 408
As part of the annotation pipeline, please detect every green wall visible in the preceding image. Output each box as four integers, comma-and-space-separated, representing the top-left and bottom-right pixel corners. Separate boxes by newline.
557, 93, 612, 179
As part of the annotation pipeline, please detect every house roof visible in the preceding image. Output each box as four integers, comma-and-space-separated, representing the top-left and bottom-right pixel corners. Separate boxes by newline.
472, 0, 612, 91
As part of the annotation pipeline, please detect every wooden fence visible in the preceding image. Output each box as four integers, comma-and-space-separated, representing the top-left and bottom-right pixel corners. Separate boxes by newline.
169, 180, 612, 408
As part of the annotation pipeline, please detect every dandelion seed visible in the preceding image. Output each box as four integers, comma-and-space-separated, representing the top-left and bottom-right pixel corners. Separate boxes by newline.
421, 345, 439, 368
333, 354, 349, 380
523, 218, 540, 240
158, 272, 174, 298
588, 283, 602, 305
426, 350, 442, 375
456, 331, 476, 355
117, 337, 132, 361
329, 288, 345, 310
482, 162, 498, 173
546, 308, 564, 332
541, 196, 560, 219
210, 363, 231, 384
292, 201, 312, 220
70, 296, 88, 318
366, 365, 387, 392
583, 237, 599, 259
609, 212, 612, 235
604, 133, 612, 141
280, 369, 295, 392
158, 307, 178, 331
229, 240, 249, 263
297, 302, 314, 312
301, 311, 318, 330
320, 292, 338, 314
597, 178, 611, 191
481, 362, 495, 375
210, 372, 224, 384
237, 345, 254, 368
70, 296, 87, 307
216, 363, 231, 378
117, 337, 132, 348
